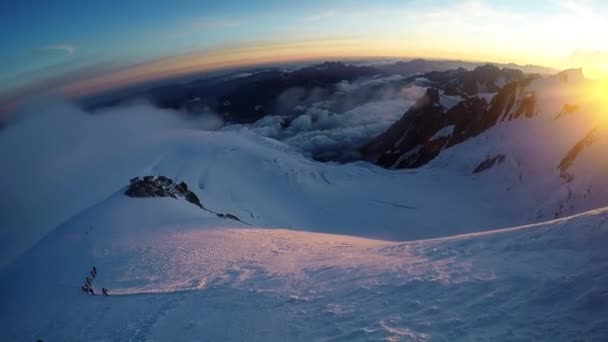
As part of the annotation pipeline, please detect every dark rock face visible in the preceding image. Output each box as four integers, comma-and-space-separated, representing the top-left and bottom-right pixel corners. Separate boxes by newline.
555, 68, 584, 83
444, 96, 492, 147
558, 127, 599, 182
361, 88, 447, 168
217, 213, 240, 221
554, 104, 580, 120
125, 176, 202, 208
362, 88, 496, 168
362, 77, 538, 169
473, 155, 506, 174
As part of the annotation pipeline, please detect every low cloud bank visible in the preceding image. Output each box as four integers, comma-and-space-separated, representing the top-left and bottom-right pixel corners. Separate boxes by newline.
248, 76, 426, 161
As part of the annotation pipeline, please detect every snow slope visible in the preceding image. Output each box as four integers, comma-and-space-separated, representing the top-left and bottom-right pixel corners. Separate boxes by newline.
0, 107, 568, 268
1, 187, 607, 341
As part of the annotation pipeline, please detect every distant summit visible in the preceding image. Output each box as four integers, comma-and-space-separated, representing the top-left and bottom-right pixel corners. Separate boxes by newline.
555, 68, 585, 83
419, 64, 524, 96
82, 58, 555, 122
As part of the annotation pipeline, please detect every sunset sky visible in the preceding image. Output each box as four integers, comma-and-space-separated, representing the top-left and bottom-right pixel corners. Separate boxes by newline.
1, 0, 607, 106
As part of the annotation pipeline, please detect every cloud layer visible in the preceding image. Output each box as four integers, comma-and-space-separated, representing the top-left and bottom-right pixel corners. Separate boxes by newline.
247, 76, 426, 161
43, 44, 75, 56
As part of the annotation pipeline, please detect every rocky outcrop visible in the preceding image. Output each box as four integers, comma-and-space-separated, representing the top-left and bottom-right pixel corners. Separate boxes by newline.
554, 104, 580, 120
473, 155, 506, 174
361, 88, 447, 168
125, 176, 248, 224
555, 68, 584, 84
126, 176, 203, 208
558, 127, 599, 182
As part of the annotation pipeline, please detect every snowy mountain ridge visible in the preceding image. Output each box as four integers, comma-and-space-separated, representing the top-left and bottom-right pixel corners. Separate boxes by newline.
365, 68, 608, 220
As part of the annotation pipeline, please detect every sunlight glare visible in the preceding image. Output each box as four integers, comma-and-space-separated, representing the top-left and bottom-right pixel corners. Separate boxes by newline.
585, 79, 608, 126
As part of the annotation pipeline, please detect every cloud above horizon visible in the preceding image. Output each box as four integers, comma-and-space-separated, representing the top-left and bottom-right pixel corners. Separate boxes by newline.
43, 44, 75, 56
302, 10, 336, 22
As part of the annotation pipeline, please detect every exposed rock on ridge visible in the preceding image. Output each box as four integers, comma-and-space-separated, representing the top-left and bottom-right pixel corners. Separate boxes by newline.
126, 176, 248, 224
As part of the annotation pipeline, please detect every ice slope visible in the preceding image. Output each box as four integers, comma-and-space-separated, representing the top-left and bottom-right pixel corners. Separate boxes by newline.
1, 189, 607, 341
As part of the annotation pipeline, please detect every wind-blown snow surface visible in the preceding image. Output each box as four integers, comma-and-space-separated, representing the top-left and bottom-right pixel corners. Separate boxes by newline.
2, 191, 608, 341
1, 88, 608, 340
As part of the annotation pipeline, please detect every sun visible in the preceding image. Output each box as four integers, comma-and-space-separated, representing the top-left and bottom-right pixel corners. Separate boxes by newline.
581, 61, 608, 80
584, 78, 608, 125
590, 80, 608, 103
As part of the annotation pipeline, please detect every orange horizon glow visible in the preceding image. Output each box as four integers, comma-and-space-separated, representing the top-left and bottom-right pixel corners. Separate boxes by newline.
57, 38, 608, 99
63, 38, 464, 97
60, 39, 608, 99
585, 79, 608, 126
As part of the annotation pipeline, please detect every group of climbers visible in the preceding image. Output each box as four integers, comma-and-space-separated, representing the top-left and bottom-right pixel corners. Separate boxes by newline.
80, 266, 109, 296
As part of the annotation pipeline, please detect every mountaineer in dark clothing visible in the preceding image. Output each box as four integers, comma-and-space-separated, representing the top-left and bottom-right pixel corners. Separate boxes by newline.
92, 266, 97, 276
102, 288, 109, 296
81, 282, 95, 295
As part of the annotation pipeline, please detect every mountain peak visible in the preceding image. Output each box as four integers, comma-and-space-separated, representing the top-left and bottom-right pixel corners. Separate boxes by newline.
415, 87, 441, 108
315, 61, 347, 70
555, 68, 584, 83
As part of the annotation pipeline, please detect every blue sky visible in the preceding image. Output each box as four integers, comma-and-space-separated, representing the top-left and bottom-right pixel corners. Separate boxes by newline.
1, 0, 607, 106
